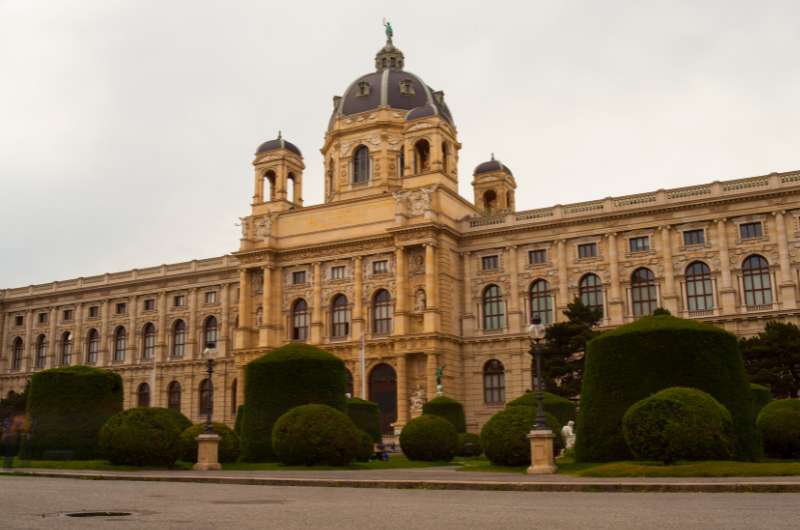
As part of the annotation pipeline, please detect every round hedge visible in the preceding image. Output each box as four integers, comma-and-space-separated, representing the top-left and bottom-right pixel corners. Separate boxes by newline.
422, 396, 466, 433
757, 399, 800, 459
240, 343, 348, 461
750, 384, 774, 418
399, 414, 458, 462
165, 408, 192, 433
180, 422, 240, 463
27, 366, 123, 459
456, 432, 483, 457
272, 404, 360, 466
575, 315, 760, 462
355, 430, 374, 462
507, 391, 577, 426
346, 397, 382, 443
99, 407, 183, 466
480, 406, 562, 467
622, 387, 735, 463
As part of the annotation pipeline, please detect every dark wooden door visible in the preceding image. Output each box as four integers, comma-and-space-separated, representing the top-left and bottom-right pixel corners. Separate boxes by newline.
369, 363, 397, 434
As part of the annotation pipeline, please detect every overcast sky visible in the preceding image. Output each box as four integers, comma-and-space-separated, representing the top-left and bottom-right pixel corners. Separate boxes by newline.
1, 1, 799, 288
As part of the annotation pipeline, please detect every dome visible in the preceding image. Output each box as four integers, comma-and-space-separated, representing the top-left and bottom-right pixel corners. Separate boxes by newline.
474, 157, 512, 176
255, 133, 302, 157
406, 105, 437, 121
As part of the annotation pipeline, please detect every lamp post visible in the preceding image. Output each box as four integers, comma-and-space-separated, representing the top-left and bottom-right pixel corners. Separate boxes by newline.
527, 317, 547, 430
202, 343, 216, 434
526, 316, 556, 475
193, 342, 221, 470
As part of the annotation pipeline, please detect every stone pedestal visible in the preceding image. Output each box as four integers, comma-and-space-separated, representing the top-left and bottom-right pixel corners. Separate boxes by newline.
193, 433, 221, 471
526, 429, 557, 475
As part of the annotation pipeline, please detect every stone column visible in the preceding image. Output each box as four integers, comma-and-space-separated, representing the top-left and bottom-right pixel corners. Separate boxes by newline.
774, 211, 797, 308
606, 233, 623, 324
715, 219, 737, 313
507, 246, 521, 332
48, 307, 56, 367
394, 246, 408, 335
426, 353, 437, 398
659, 226, 679, 314
254, 172, 264, 203
129, 294, 137, 363
352, 256, 364, 337
395, 354, 408, 429
235, 269, 252, 349
157, 292, 167, 362
74, 303, 84, 363
100, 300, 110, 366
311, 262, 323, 344
424, 243, 439, 332
220, 283, 229, 356
260, 266, 272, 346
556, 240, 569, 322
23, 309, 33, 372
462, 251, 475, 334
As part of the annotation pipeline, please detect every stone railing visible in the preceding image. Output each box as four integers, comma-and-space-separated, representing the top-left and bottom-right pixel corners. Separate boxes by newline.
464, 170, 800, 232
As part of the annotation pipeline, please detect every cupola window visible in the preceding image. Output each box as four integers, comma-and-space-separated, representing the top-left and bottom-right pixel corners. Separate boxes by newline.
353, 145, 370, 184
357, 81, 371, 97
399, 79, 415, 96
413, 139, 430, 173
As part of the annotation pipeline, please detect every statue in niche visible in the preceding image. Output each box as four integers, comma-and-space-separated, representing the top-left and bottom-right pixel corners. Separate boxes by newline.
414, 288, 426, 312
409, 385, 426, 416
435, 364, 446, 396
255, 307, 263, 327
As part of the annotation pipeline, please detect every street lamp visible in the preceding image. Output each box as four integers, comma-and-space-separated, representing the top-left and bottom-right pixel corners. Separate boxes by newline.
202, 342, 217, 434
527, 316, 547, 430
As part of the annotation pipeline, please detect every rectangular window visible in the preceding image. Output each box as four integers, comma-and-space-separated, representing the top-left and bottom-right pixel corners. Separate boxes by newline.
481, 255, 499, 271
204, 291, 217, 304
292, 271, 307, 285
528, 249, 547, 264
372, 260, 388, 274
629, 236, 650, 253
683, 229, 705, 246
88, 306, 99, 318
38, 312, 48, 324
740, 222, 763, 240
173, 295, 185, 307
15, 315, 24, 327
578, 243, 597, 259
62, 309, 73, 322
331, 266, 345, 280
143, 298, 156, 311
115, 302, 127, 315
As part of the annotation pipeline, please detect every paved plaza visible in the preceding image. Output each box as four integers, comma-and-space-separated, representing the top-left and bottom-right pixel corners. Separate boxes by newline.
1, 475, 799, 530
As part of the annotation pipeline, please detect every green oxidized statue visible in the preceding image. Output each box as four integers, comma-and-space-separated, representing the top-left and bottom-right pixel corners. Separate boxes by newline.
384, 20, 393, 40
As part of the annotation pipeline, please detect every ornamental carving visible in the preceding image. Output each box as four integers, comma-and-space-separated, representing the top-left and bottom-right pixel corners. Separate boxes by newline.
254, 216, 271, 240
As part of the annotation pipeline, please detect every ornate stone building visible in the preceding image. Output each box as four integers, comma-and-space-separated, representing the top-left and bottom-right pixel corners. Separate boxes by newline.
2, 34, 800, 433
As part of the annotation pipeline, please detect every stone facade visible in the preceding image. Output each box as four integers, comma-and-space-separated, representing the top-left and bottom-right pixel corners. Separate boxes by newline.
3, 35, 800, 433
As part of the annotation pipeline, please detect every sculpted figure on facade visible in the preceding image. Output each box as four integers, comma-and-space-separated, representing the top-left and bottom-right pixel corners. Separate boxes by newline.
414, 288, 426, 312
409, 384, 426, 417
254, 216, 271, 240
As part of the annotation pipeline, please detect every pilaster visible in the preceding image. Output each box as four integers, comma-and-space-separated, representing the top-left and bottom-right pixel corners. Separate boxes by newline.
659, 226, 679, 314
774, 211, 797, 309
715, 219, 737, 313
605, 233, 624, 324
393, 247, 408, 335
556, 240, 569, 322
311, 262, 323, 344
395, 354, 408, 429
352, 256, 365, 338
423, 243, 440, 332
507, 245, 521, 332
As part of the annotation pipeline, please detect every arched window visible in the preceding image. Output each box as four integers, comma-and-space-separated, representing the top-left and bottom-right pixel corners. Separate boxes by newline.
167, 381, 181, 411
12, 337, 23, 371
483, 189, 497, 213
137, 382, 150, 407
86, 329, 99, 365
231, 378, 238, 415
142, 323, 156, 360
61, 331, 73, 366
172, 320, 186, 358
579, 273, 604, 315
483, 360, 505, 405
35, 334, 47, 369
113, 326, 127, 362
742, 255, 773, 306
287, 172, 296, 203
291, 299, 309, 341
398, 149, 405, 177
482, 284, 505, 330
264, 170, 276, 201
442, 142, 449, 173
199, 378, 213, 416
414, 139, 430, 173
203, 316, 218, 349
685, 261, 714, 311
529, 279, 553, 325
372, 289, 392, 335
631, 268, 658, 317
331, 294, 350, 338
353, 145, 369, 184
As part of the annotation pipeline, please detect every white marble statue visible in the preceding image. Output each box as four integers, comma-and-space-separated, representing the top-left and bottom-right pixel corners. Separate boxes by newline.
561, 420, 576, 450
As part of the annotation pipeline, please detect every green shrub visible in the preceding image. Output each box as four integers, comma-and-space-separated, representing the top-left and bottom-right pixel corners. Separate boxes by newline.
346, 398, 382, 443
180, 423, 240, 463
27, 366, 123, 459
456, 432, 483, 457
480, 407, 561, 467
422, 396, 466, 433
575, 315, 760, 462
507, 391, 577, 426
757, 399, 800, 459
272, 404, 360, 466
99, 407, 183, 466
622, 387, 735, 464
355, 430, 374, 462
164, 408, 192, 433
233, 405, 246, 436
750, 384, 774, 418
240, 343, 348, 461
399, 414, 458, 462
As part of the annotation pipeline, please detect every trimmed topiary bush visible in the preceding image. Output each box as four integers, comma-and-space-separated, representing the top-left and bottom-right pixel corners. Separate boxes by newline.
622, 387, 735, 463
757, 399, 800, 459
346, 397, 382, 443
456, 432, 483, 457
27, 366, 123, 459
240, 343, 348, 461
99, 407, 183, 466
507, 391, 577, 426
422, 396, 466, 433
272, 404, 360, 466
480, 407, 561, 467
164, 408, 192, 433
399, 414, 458, 462
355, 430, 374, 462
576, 314, 760, 462
180, 423, 240, 463
750, 384, 774, 418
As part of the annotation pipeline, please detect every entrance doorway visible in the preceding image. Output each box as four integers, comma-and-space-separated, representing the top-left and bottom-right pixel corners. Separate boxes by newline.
369, 363, 397, 434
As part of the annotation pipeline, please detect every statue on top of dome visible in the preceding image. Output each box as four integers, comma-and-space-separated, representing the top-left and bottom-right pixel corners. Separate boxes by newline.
383, 19, 393, 41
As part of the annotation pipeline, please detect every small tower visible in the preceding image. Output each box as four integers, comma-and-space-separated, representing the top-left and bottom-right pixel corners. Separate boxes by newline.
252, 132, 305, 212
472, 155, 516, 215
